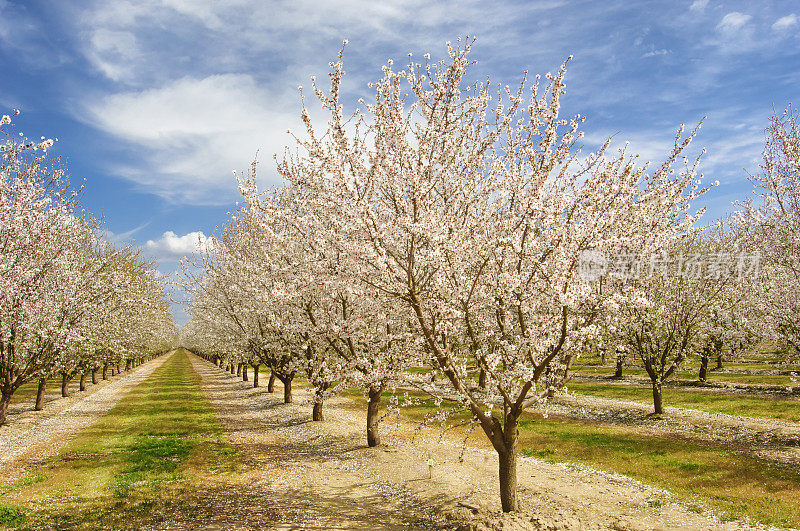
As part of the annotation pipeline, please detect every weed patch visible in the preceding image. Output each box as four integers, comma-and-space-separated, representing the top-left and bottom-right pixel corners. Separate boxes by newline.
0, 503, 27, 527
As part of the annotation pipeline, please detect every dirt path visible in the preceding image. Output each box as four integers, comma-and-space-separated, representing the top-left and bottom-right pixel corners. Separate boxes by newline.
190, 355, 753, 531
0, 353, 171, 474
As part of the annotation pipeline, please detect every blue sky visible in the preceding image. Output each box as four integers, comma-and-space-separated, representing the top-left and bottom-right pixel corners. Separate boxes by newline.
1, 0, 798, 325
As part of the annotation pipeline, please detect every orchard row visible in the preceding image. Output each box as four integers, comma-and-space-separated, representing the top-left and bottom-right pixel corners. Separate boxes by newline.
178, 41, 797, 513
0, 113, 177, 426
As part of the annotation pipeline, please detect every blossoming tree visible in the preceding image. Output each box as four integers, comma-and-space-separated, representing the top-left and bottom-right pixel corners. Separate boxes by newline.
278, 40, 708, 511
739, 107, 800, 358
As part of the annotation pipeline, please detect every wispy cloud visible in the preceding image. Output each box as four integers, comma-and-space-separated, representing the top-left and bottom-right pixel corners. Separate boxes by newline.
642, 49, 669, 58
689, 0, 709, 12
60, 0, 592, 204
772, 14, 798, 32
717, 12, 752, 33
5, 0, 798, 218
83, 74, 300, 204
100, 222, 150, 245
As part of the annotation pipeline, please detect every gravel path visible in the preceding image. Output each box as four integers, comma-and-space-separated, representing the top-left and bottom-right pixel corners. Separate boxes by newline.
0, 352, 171, 474
190, 354, 756, 531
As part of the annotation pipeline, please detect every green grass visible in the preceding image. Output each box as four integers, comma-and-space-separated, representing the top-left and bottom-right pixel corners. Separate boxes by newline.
573, 363, 798, 385
572, 366, 797, 385
565, 381, 800, 421
0, 349, 239, 529
0, 504, 27, 527
703, 373, 796, 385
516, 413, 800, 527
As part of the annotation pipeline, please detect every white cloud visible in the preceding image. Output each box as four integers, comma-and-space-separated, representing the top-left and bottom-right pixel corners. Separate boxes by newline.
772, 14, 798, 32
581, 130, 679, 168
84, 74, 300, 204
68, 0, 652, 205
707, 12, 760, 54
642, 49, 669, 58
142, 229, 213, 327
716, 12, 752, 34
50, 0, 790, 211
85, 29, 140, 82
144, 230, 213, 260
0, 1, 70, 68
74, 0, 538, 87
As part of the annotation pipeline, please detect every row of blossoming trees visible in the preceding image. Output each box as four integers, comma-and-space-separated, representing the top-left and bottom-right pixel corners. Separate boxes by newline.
0, 112, 177, 426
181, 41, 798, 512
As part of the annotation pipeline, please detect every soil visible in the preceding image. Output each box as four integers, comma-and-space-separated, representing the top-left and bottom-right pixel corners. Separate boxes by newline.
1, 352, 785, 529
188, 354, 757, 531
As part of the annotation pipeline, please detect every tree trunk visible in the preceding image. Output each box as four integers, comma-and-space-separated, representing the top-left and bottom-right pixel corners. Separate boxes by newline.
236, 364, 242, 377
715, 354, 724, 370
0, 392, 9, 426
102, 363, 108, 380
252, 365, 259, 387
116, 363, 121, 374
242, 365, 248, 382
61, 373, 70, 398
313, 399, 324, 421
652, 381, 664, 414
478, 367, 487, 389
267, 371, 275, 393
498, 415, 520, 512
35, 378, 46, 411
79, 372, 87, 392
281, 376, 293, 404
367, 386, 382, 447
614, 355, 624, 378
313, 383, 329, 421
699, 351, 709, 382
230, 364, 236, 375
125, 359, 132, 371
92, 368, 98, 385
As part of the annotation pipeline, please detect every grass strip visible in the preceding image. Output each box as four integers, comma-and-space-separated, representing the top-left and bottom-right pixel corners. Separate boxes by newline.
0, 349, 238, 530
565, 381, 800, 421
